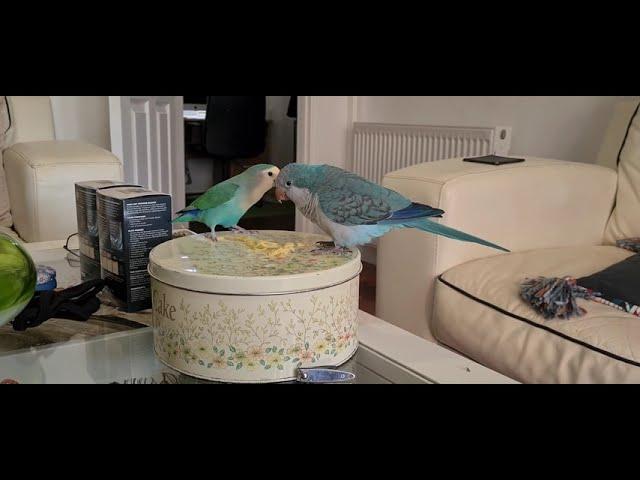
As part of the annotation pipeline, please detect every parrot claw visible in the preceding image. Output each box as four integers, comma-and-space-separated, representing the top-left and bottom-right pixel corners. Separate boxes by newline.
194, 232, 218, 243
172, 228, 198, 239
229, 226, 259, 235
315, 241, 336, 249
311, 242, 351, 256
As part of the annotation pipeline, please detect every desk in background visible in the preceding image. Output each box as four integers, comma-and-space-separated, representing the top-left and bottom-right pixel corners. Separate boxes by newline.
183, 109, 206, 122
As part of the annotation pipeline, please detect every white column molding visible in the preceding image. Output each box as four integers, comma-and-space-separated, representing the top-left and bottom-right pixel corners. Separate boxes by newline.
295, 96, 359, 233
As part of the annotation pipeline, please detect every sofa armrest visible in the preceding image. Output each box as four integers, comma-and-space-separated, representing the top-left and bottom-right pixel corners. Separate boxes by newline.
376, 157, 618, 340
3, 140, 123, 242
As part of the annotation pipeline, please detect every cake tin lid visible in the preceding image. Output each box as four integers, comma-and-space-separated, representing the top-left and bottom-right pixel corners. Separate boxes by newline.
148, 231, 361, 295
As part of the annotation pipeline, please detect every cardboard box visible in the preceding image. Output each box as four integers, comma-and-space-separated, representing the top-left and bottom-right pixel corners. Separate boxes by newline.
75, 181, 139, 282
97, 186, 172, 312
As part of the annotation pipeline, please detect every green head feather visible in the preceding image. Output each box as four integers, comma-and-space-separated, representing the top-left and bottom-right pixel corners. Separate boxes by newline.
244, 164, 276, 175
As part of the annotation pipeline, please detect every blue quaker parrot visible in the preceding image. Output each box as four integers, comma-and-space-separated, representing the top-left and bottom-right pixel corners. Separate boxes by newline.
275, 164, 509, 253
173, 164, 280, 240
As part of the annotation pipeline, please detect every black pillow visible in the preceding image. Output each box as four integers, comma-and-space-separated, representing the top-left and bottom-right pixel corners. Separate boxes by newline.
578, 254, 640, 306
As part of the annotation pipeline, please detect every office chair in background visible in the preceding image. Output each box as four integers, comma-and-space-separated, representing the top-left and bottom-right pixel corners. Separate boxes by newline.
204, 96, 267, 181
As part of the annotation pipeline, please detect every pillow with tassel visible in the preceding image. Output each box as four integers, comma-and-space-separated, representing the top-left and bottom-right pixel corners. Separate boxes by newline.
520, 241, 640, 319
577, 254, 640, 313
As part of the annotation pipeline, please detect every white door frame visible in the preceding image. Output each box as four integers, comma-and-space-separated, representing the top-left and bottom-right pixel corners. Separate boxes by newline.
295, 96, 359, 232
108, 96, 186, 213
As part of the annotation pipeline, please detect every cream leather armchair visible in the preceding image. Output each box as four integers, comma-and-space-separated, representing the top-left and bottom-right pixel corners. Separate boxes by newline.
376, 99, 640, 383
377, 157, 618, 341
0, 96, 123, 242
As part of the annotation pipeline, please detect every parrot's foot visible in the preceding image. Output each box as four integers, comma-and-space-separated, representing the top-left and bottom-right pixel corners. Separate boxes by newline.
311, 242, 350, 255
315, 241, 336, 249
194, 232, 218, 243
229, 226, 259, 235
173, 228, 197, 239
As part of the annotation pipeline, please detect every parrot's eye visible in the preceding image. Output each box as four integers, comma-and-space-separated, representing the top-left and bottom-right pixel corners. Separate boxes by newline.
286, 181, 292, 187
268, 172, 274, 177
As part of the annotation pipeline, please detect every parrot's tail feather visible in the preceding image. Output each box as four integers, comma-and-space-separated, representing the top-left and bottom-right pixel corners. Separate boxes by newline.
408, 219, 510, 252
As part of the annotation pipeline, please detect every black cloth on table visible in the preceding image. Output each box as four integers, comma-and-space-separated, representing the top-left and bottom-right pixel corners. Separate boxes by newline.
12, 280, 105, 331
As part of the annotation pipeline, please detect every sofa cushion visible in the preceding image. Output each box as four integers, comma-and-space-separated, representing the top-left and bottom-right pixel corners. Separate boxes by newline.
0, 225, 19, 240
0, 96, 12, 150
0, 159, 11, 228
0, 96, 13, 228
3, 140, 122, 242
434, 246, 640, 383
605, 103, 640, 243
6, 96, 55, 144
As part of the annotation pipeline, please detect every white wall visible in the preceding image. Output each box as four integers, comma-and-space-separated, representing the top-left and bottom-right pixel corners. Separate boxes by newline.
47, 96, 638, 166
357, 96, 633, 164
50, 96, 111, 149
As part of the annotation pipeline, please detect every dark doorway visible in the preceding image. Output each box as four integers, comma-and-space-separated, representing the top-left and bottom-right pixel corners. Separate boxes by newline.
182, 96, 297, 233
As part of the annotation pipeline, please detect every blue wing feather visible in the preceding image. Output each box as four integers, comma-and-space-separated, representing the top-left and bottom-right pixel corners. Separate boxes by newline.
379, 203, 444, 223
316, 166, 414, 226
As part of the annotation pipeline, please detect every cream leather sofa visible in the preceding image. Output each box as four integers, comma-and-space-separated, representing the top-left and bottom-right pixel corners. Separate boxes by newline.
377, 99, 640, 383
0, 96, 122, 242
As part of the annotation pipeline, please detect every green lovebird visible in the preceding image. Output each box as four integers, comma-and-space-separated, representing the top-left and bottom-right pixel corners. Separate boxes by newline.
173, 164, 280, 239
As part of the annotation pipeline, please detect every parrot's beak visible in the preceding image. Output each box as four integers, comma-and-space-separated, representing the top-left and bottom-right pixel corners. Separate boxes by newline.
275, 187, 289, 203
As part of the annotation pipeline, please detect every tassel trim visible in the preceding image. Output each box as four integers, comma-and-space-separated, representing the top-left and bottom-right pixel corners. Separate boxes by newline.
520, 276, 600, 320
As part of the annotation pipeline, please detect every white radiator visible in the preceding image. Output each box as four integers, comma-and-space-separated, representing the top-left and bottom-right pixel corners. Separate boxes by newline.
351, 123, 512, 184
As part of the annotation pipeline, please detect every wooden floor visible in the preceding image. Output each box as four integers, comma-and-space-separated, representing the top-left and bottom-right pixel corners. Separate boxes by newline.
359, 262, 376, 316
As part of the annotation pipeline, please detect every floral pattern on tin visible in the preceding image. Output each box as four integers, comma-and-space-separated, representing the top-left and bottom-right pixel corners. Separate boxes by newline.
153, 293, 358, 372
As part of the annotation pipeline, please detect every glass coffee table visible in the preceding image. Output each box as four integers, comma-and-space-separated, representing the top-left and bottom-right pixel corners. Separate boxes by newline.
0, 240, 516, 384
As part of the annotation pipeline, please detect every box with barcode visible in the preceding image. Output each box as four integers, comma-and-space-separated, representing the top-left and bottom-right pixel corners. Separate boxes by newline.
75, 181, 139, 282
97, 186, 172, 312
